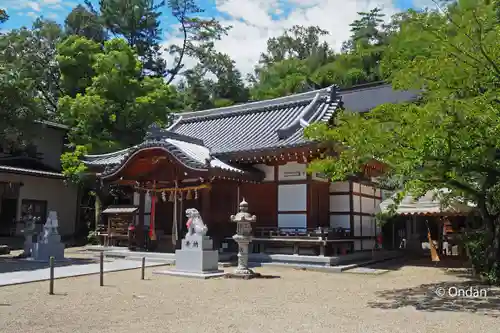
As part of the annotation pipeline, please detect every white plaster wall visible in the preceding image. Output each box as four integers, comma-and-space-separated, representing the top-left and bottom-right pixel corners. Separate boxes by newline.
278, 184, 306, 211
352, 196, 380, 213
32, 126, 66, 171
353, 215, 361, 236
354, 239, 362, 251
352, 182, 381, 197
329, 214, 350, 229
253, 164, 274, 181
329, 194, 350, 212
278, 213, 307, 230
329, 181, 349, 192
278, 162, 307, 181
0, 173, 78, 236
363, 239, 376, 250
361, 216, 376, 237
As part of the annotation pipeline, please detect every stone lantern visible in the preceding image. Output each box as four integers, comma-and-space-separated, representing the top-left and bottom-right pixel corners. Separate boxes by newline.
229, 199, 258, 279
20, 205, 40, 258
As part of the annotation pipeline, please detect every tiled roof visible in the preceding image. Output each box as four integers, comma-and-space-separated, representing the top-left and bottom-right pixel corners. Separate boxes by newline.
102, 205, 138, 214
339, 83, 419, 113
168, 85, 341, 154
168, 82, 419, 155
83, 82, 419, 171
84, 127, 252, 178
0, 165, 65, 179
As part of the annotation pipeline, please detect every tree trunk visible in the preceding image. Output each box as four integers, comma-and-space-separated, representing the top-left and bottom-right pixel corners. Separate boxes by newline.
480, 213, 500, 284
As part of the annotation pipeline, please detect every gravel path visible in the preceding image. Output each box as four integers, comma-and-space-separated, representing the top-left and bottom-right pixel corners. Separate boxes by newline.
0, 259, 498, 333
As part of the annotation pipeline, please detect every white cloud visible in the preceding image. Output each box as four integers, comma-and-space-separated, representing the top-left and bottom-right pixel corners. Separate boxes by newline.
2, 0, 71, 12
162, 0, 401, 81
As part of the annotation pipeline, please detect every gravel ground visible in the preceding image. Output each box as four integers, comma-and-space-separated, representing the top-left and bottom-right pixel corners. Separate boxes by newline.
0, 258, 499, 333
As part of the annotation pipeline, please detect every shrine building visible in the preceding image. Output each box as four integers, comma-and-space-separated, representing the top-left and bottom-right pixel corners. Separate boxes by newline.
83, 82, 419, 255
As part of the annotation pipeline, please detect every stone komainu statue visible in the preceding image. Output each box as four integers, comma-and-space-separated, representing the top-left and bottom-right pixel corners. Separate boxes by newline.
185, 208, 208, 237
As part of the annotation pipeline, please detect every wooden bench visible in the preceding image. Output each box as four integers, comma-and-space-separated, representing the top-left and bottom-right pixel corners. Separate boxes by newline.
220, 227, 354, 256
224, 236, 354, 256
251, 238, 354, 256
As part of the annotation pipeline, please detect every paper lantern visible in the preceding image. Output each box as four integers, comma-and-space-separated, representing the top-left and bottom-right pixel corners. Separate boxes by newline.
168, 191, 174, 202
186, 189, 192, 200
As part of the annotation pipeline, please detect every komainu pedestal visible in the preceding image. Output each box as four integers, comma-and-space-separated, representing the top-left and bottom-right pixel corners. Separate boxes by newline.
154, 208, 225, 279
31, 211, 66, 262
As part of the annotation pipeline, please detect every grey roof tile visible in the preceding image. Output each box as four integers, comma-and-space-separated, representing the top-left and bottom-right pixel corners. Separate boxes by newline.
168, 85, 341, 154
83, 82, 419, 168
102, 206, 138, 214
0, 165, 65, 178
85, 131, 251, 178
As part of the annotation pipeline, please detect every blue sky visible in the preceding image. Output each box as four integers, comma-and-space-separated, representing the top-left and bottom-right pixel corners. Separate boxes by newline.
2, 0, 418, 31
1, 0, 429, 75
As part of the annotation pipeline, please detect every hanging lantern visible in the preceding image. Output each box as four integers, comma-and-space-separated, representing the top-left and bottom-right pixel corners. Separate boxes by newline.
161, 191, 166, 202
168, 190, 174, 202
178, 191, 183, 201
186, 189, 192, 200
194, 189, 199, 199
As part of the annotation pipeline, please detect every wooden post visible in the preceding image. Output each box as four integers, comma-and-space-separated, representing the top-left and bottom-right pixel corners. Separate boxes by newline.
99, 252, 104, 286
49, 256, 55, 295
137, 190, 146, 249
141, 257, 145, 280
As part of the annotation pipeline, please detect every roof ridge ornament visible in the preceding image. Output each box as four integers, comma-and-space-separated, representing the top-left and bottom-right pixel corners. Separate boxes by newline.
326, 84, 340, 103
276, 92, 321, 140
144, 122, 167, 142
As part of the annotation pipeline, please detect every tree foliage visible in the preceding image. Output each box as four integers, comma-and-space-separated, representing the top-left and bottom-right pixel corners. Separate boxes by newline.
306, 0, 500, 283
250, 9, 395, 100
0, 16, 63, 151
65, 4, 107, 43
57, 38, 182, 153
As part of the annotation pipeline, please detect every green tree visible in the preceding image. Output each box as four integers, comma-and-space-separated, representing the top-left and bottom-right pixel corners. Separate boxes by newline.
258, 25, 332, 67
65, 4, 106, 43
178, 65, 214, 111
250, 58, 316, 100
0, 61, 44, 153
57, 38, 182, 153
165, 0, 231, 83
95, 0, 166, 75
0, 9, 8, 25
0, 19, 64, 112
306, 0, 500, 283
57, 35, 102, 97
249, 10, 395, 100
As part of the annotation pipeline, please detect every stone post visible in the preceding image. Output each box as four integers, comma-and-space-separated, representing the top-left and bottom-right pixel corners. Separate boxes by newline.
229, 199, 258, 279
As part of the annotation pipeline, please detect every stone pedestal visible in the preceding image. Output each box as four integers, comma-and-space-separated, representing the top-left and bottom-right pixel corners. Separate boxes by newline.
155, 227, 225, 279
31, 211, 66, 262
32, 233, 65, 261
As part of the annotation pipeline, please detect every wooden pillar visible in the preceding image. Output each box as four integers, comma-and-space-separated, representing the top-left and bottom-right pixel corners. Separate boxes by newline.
137, 191, 145, 248
201, 185, 212, 244
201, 186, 211, 226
